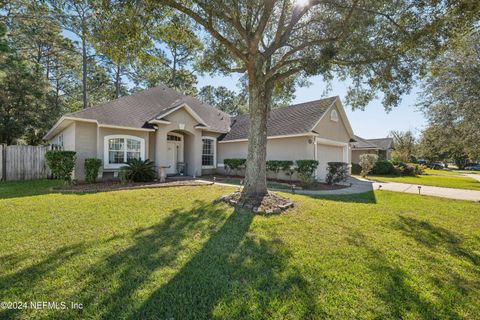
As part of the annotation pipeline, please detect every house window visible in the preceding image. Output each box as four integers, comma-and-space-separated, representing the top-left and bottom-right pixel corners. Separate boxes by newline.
202, 137, 216, 168
167, 134, 181, 141
104, 135, 145, 168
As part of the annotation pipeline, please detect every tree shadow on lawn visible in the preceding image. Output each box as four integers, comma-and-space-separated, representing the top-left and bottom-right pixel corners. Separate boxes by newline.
63, 200, 317, 319
346, 229, 468, 319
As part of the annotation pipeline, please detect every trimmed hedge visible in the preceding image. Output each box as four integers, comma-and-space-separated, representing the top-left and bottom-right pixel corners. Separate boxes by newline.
45, 150, 76, 183
224, 158, 246, 175
296, 160, 319, 185
266, 160, 294, 179
85, 158, 102, 184
351, 163, 362, 175
326, 162, 349, 185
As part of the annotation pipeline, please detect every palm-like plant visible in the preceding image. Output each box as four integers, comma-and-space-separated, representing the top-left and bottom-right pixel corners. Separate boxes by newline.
121, 159, 157, 182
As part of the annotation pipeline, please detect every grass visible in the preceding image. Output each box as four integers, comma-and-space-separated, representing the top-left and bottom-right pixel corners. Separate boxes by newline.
368, 173, 480, 190
423, 169, 462, 176
0, 181, 479, 319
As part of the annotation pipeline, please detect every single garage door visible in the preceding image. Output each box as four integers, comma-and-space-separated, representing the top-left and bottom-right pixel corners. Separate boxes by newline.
317, 144, 345, 180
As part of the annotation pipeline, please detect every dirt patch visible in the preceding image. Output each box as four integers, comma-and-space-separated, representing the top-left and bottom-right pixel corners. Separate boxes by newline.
215, 191, 294, 214
51, 179, 213, 193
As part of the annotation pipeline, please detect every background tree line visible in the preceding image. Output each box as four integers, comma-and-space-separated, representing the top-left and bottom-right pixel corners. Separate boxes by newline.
0, 0, 251, 145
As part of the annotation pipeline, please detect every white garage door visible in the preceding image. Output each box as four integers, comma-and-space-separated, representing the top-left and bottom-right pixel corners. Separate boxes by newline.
317, 144, 345, 180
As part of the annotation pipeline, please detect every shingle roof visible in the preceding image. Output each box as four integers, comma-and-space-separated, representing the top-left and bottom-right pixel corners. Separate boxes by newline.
353, 135, 394, 150
368, 138, 394, 150
66, 85, 231, 133
219, 97, 337, 141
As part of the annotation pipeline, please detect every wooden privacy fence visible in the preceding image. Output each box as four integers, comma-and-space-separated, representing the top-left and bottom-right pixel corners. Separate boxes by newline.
0, 144, 51, 181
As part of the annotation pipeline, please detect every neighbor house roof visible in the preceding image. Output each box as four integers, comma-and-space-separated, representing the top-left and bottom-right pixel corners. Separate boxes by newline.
353, 135, 394, 150
219, 97, 338, 141
55, 85, 230, 133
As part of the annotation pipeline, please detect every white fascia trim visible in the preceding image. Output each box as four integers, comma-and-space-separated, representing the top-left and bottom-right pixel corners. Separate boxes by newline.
98, 123, 155, 132
316, 137, 349, 147
352, 147, 381, 151
155, 103, 208, 127
309, 99, 337, 133
218, 132, 317, 144
149, 119, 171, 125
44, 116, 155, 140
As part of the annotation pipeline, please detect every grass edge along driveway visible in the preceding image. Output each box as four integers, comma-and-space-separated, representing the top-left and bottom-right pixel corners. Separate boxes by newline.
0, 181, 479, 319
367, 173, 480, 191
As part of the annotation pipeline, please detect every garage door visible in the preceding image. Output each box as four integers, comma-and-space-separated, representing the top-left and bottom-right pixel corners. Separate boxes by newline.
317, 144, 345, 180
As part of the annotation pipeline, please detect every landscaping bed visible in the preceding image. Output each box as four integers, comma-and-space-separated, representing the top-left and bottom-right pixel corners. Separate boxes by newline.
200, 175, 349, 191
51, 179, 213, 193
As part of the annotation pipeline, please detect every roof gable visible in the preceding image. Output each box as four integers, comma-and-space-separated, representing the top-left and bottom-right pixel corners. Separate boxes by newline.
220, 97, 337, 141
51, 85, 231, 133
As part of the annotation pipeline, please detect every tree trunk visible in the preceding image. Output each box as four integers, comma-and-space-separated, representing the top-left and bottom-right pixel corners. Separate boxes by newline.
115, 63, 121, 98
241, 72, 273, 199
82, 36, 88, 109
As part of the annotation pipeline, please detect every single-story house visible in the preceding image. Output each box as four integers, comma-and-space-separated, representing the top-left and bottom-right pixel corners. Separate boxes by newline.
44, 85, 356, 181
351, 135, 394, 163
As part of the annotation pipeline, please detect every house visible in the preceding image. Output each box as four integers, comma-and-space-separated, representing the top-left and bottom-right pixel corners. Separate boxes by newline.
43, 85, 356, 181
351, 135, 394, 163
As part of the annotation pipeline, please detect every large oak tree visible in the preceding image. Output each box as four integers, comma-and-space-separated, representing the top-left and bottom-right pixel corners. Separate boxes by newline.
149, 0, 478, 198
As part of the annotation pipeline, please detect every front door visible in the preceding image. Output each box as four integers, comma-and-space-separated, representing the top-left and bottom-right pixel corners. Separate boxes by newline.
166, 133, 184, 175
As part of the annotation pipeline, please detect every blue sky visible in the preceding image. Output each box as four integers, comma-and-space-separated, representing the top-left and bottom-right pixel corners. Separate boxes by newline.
198, 74, 427, 139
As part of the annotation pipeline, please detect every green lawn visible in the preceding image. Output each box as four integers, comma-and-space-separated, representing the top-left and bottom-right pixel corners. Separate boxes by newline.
423, 169, 461, 176
368, 174, 480, 190
1, 181, 480, 319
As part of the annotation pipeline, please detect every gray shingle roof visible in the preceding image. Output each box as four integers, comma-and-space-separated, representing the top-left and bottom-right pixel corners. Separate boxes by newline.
67, 85, 231, 133
368, 138, 394, 150
353, 135, 394, 150
219, 97, 337, 141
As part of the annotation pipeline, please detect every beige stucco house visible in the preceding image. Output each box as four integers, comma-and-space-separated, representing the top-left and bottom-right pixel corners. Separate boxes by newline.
351, 136, 394, 164
44, 85, 356, 181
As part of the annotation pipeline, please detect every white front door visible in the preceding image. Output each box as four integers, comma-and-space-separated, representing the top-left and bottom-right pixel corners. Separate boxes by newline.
166, 133, 184, 175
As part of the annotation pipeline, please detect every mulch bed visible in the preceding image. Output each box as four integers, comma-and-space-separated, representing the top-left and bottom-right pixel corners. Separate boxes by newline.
202, 175, 349, 191
51, 179, 213, 193
215, 191, 294, 214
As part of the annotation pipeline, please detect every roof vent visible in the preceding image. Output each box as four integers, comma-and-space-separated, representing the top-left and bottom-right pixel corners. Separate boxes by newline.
330, 109, 339, 122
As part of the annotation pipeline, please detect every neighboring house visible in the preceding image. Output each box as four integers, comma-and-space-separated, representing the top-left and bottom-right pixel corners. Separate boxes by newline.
351, 135, 394, 164
44, 85, 356, 181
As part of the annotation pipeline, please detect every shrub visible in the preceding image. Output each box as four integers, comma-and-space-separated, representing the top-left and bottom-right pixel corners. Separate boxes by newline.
392, 162, 420, 176
45, 150, 76, 184
351, 163, 362, 175
84, 158, 102, 184
359, 154, 378, 177
326, 162, 349, 185
266, 160, 282, 179
121, 159, 156, 182
224, 158, 246, 176
372, 160, 394, 175
295, 160, 319, 186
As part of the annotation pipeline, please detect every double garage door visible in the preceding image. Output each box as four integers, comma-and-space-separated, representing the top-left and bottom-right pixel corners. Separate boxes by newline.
317, 144, 346, 180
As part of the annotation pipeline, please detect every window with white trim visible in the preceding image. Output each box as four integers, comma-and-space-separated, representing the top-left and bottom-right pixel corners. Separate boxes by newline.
104, 135, 145, 168
201, 137, 216, 168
